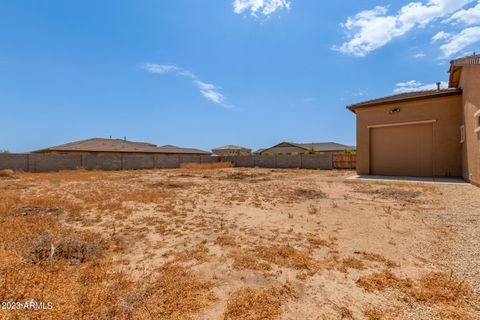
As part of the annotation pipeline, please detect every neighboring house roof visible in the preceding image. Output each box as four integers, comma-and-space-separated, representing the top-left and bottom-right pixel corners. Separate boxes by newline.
346, 88, 462, 113
261, 142, 353, 153
288, 142, 354, 151
254, 148, 265, 154
32, 138, 210, 154
212, 145, 251, 151
157, 145, 211, 155
449, 53, 480, 88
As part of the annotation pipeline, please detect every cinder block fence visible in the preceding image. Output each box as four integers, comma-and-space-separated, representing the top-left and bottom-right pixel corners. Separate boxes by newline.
0, 153, 353, 172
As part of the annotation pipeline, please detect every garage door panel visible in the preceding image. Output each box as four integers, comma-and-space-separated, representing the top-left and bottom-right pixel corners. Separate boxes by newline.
370, 123, 433, 177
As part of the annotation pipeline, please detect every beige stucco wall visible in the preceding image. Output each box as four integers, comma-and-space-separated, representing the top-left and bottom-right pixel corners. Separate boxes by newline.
459, 66, 480, 185
355, 94, 463, 177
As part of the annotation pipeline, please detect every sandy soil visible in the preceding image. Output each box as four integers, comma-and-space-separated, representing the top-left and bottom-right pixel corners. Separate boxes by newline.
1, 167, 479, 319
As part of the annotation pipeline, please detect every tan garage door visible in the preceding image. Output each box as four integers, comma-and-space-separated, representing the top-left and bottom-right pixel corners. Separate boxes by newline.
370, 123, 434, 177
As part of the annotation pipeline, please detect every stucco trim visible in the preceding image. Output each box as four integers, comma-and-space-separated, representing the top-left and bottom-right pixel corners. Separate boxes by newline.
367, 120, 437, 129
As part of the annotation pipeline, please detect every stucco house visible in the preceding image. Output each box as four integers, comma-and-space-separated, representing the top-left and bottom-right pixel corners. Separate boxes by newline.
212, 145, 252, 156
33, 138, 211, 156
259, 142, 354, 155
347, 54, 480, 186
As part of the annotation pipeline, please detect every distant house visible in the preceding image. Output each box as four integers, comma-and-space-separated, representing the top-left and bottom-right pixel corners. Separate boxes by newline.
212, 145, 252, 156
259, 142, 354, 155
32, 138, 211, 156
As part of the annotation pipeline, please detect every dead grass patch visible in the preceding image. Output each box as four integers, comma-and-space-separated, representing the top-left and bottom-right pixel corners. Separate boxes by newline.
357, 269, 414, 293
144, 263, 216, 319
411, 272, 470, 304
362, 305, 400, 320
361, 251, 399, 268
231, 250, 272, 271
223, 284, 297, 320
169, 243, 214, 263
358, 270, 472, 312
290, 187, 327, 200
150, 180, 196, 189
220, 171, 271, 183
338, 257, 366, 273
355, 186, 421, 203
180, 162, 233, 170
333, 305, 354, 319
255, 245, 320, 271
14, 205, 66, 216
214, 234, 237, 247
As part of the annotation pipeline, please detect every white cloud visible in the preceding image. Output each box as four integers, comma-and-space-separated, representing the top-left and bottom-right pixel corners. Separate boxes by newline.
336, 0, 472, 57
440, 26, 480, 56
431, 31, 452, 42
142, 64, 179, 74
233, 0, 291, 17
142, 64, 230, 107
414, 53, 427, 58
393, 80, 448, 93
445, 1, 480, 25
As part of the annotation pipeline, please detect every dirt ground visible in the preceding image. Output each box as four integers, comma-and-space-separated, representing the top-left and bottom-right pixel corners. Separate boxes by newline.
0, 167, 479, 319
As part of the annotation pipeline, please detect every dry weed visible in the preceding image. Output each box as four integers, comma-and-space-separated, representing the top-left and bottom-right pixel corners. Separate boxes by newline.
307, 205, 319, 215
180, 162, 233, 170
411, 272, 470, 304
357, 269, 414, 293
214, 235, 237, 247
358, 270, 473, 315
361, 251, 399, 268
290, 187, 327, 200
363, 305, 400, 320
338, 257, 366, 273
144, 263, 217, 319
255, 245, 319, 271
231, 250, 272, 271
333, 305, 354, 319
223, 284, 297, 320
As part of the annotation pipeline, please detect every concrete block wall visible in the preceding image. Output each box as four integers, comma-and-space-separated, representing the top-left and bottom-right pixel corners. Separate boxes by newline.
0, 153, 335, 172
222, 154, 333, 170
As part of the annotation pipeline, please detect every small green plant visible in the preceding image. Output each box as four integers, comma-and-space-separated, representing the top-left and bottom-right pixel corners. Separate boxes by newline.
339, 149, 356, 155
306, 147, 316, 154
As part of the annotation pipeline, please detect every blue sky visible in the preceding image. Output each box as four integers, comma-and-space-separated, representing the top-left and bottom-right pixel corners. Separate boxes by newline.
1, 0, 479, 152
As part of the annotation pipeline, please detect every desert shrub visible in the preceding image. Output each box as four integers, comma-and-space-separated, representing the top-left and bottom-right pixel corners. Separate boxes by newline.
0, 169, 14, 177
26, 234, 103, 264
